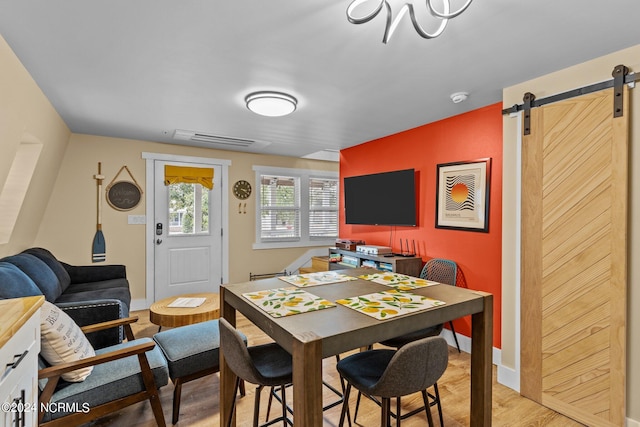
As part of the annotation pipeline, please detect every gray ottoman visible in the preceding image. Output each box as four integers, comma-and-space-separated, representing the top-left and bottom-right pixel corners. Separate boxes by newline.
153, 319, 247, 424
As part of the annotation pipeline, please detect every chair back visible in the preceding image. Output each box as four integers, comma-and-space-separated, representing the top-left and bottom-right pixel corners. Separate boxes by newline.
373, 336, 448, 398
420, 258, 457, 286
219, 318, 264, 385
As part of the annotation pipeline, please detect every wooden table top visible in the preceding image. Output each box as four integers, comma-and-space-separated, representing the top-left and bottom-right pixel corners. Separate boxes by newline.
222, 268, 488, 357
149, 292, 220, 327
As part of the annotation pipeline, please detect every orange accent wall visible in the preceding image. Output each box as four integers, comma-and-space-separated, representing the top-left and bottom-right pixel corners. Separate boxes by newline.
339, 103, 503, 348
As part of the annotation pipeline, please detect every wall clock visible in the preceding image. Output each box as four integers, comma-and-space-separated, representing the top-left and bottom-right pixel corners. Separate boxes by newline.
233, 180, 252, 200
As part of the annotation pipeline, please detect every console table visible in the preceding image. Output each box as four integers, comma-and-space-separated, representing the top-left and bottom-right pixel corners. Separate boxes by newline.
328, 247, 423, 276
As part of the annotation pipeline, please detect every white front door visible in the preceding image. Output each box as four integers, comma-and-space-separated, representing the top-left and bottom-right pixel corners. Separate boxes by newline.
153, 160, 223, 300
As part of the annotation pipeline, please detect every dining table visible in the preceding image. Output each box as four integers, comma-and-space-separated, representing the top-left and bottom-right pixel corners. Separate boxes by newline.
219, 268, 493, 426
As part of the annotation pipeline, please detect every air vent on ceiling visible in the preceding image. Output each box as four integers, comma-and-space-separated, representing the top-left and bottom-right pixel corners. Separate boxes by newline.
173, 130, 256, 147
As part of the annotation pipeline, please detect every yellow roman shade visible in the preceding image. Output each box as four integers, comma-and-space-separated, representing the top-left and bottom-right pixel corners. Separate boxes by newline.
164, 165, 214, 190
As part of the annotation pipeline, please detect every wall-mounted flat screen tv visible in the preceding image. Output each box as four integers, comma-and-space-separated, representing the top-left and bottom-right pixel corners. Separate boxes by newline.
344, 168, 416, 226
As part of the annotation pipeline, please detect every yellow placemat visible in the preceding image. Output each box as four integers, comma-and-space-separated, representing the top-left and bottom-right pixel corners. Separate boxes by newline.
358, 272, 439, 290
243, 287, 336, 317
279, 271, 358, 287
336, 289, 445, 320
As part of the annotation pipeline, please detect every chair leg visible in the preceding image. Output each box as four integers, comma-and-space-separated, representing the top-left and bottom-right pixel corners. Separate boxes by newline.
137, 352, 166, 427
254, 385, 264, 427
396, 397, 402, 427
422, 390, 435, 427
336, 355, 352, 427
226, 376, 241, 427
265, 386, 275, 421
240, 379, 246, 396
354, 391, 362, 422
433, 383, 444, 427
280, 384, 287, 426
449, 321, 461, 353
381, 397, 390, 427
338, 383, 352, 427
172, 378, 183, 424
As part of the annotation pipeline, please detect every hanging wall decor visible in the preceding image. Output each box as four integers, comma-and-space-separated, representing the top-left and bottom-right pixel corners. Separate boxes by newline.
106, 165, 143, 211
435, 158, 491, 232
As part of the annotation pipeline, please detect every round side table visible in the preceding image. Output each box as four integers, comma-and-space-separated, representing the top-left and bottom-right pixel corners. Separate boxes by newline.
149, 292, 220, 330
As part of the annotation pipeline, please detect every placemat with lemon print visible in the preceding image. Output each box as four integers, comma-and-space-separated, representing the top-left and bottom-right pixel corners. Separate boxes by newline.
358, 272, 438, 290
278, 271, 358, 287
336, 289, 445, 320
242, 287, 336, 317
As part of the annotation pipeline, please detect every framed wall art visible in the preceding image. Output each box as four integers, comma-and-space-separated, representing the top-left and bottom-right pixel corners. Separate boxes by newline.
106, 165, 143, 211
435, 158, 491, 232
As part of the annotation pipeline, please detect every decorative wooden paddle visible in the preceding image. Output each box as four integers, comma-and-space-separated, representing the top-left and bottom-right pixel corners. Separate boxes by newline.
92, 162, 106, 262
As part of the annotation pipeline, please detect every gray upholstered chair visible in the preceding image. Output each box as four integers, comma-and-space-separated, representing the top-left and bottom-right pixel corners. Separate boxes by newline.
38, 317, 168, 427
219, 318, 293, 427
337, 336, 449, 427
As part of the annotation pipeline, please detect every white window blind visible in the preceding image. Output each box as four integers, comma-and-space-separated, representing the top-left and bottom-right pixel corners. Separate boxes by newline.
254, 166, 339, 249
309, 177, 338, 238
259, 175, 300, 241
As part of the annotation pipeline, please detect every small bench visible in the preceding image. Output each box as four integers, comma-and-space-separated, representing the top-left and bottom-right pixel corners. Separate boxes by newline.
153, 319, 247, 424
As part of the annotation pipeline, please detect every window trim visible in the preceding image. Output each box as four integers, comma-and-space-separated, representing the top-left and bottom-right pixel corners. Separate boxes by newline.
253, 166, 338, 250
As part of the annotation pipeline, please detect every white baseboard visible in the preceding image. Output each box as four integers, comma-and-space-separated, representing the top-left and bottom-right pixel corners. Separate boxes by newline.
130, 298, 147, 312
627, 417, 640, 427
497, 363, 519, 392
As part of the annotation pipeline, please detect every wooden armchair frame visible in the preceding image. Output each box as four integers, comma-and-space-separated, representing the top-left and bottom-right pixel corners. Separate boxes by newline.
38, 317, 166, 427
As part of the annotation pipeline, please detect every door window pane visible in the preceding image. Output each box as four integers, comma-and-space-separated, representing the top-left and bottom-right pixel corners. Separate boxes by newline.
168, 183, 209, 235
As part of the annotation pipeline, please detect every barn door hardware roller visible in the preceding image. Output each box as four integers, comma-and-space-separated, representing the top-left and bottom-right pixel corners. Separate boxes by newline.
612, 64, 629, 118
522, 92, 535, 136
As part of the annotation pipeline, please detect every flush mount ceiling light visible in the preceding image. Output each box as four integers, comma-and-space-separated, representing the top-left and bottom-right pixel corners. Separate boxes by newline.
245, 91, 297, 117
347, 0, 474, 44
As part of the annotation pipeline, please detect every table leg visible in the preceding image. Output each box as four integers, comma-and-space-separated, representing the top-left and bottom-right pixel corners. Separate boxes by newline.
470, 292, 493, 426
292, 333, 323, 426
220, 288, 238, 427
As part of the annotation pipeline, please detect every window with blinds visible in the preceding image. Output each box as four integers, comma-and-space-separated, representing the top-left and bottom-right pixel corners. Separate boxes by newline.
259, 175, 300, 240
309, 177, 338, 238
254, 166, 338, 248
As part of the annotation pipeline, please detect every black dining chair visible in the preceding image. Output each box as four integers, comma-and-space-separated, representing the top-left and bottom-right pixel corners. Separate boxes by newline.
337, 336, 449, 427
219, 318, 293, 427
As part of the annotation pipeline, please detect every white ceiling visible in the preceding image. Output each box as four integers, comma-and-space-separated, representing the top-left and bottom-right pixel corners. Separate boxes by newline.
2, 1, 640, 160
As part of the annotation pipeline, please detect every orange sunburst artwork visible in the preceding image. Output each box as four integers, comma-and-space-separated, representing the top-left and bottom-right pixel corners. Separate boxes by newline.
450, 183, 469, 203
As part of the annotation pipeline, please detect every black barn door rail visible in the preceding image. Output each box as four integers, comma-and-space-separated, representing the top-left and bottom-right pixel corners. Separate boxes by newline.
502, 64, 637, 131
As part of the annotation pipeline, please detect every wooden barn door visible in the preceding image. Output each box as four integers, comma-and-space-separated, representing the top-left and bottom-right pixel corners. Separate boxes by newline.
521, 86, 628, 426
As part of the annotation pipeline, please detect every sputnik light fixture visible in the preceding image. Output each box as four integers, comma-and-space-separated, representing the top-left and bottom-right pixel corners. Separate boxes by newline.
245, 91, 298, 117
346, 0, 474, 44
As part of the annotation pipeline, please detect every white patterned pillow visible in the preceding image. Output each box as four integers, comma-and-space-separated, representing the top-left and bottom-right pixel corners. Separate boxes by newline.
40, 301, 96, 382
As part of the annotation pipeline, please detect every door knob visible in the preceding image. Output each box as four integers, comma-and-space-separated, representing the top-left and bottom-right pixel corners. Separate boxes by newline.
156, 239, 162, 245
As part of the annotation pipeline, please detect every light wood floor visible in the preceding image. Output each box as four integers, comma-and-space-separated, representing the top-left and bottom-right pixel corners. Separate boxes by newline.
87, 310, 584, 426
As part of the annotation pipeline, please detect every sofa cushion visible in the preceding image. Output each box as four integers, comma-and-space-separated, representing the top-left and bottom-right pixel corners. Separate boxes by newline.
40, 301, 96, 382
55, 286, 131, 311
22, 248, 71, 292
2, 254, 61, 302
63, 278, 130, 295
42, 338, 169, 421
0, 262, 42, 299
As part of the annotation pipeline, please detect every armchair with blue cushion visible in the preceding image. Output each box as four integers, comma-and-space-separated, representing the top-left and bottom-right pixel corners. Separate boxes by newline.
38, 314, 169, 427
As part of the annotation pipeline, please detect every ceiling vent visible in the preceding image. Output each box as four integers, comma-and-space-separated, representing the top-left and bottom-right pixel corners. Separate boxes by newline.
173, 130, 256, 148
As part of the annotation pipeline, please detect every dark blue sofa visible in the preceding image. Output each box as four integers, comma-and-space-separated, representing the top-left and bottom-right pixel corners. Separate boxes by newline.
0, 247, 131, 348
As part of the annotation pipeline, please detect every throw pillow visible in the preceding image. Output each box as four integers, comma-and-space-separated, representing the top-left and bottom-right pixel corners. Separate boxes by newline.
40, 301, 95, 382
